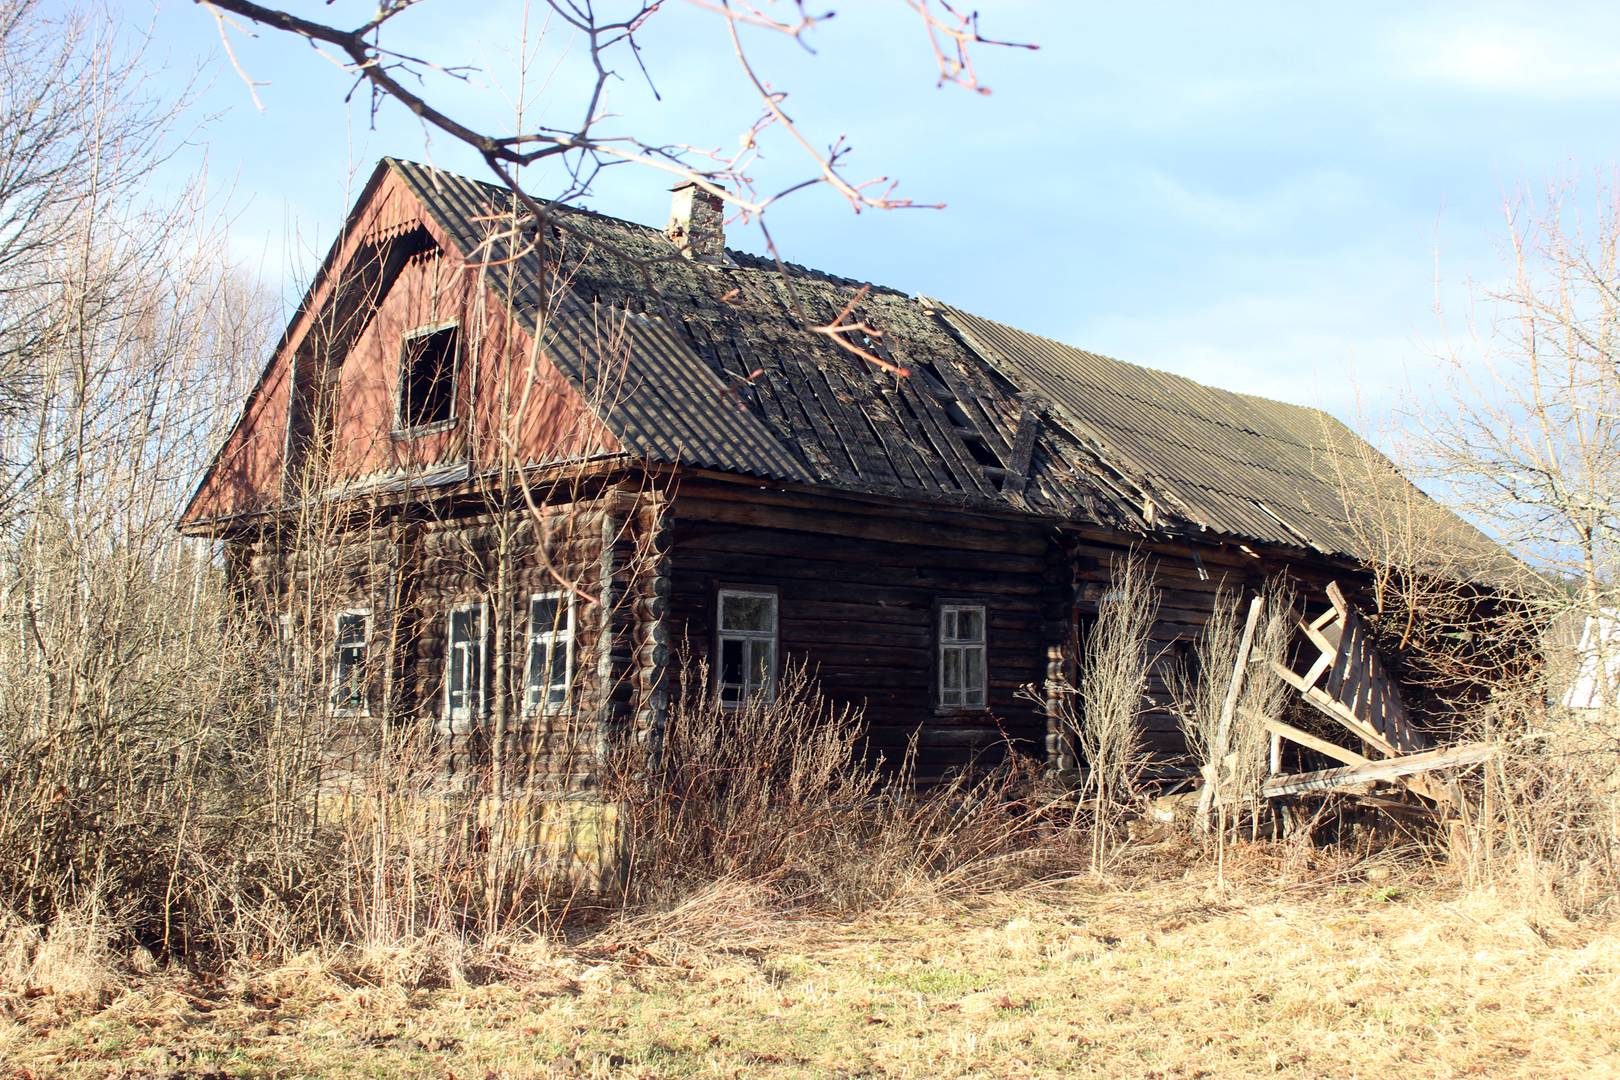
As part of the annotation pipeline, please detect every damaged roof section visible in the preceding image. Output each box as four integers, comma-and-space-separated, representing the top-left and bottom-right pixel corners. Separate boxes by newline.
388, 158, 1494, 563
393, 158, 1143, 529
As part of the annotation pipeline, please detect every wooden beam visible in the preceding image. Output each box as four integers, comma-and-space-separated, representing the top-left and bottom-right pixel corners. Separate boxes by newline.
1214, 597, 1265, 756
1258, 713, 1371, 769
1262, 742, 1495, 799
1198, 596, 1266, 831
1274, 662, 1402, 757
1000, 405, 1040, 495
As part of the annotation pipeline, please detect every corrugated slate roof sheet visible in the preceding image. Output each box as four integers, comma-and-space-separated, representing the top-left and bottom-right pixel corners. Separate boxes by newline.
388, 158, 1494, 562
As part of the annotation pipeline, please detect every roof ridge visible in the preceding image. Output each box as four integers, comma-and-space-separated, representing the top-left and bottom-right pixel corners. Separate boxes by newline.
386, 157, 905, 295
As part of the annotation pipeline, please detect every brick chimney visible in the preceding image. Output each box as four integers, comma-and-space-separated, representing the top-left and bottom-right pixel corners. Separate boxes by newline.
666, 181, 726, 261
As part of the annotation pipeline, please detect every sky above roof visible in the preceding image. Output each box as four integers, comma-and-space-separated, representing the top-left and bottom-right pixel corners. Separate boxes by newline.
128, 1, 1620, 443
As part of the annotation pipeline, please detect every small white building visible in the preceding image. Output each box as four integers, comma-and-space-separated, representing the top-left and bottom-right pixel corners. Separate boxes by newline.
1560, 611, 1620, 711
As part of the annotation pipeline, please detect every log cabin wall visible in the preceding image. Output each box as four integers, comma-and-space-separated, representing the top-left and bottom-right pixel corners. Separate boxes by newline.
663, 478, 1070, 783
219, 466, 1387, 790
223, 480, 668, 794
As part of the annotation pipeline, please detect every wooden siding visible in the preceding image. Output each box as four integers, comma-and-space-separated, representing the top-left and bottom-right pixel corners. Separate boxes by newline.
183, 168, 619, 527
664, 479, 1069, 781
225, 482, 667, 791
221, 467, 1403, 789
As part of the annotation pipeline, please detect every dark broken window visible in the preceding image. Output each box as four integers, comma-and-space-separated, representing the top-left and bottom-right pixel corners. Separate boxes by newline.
398, 324, 459, 430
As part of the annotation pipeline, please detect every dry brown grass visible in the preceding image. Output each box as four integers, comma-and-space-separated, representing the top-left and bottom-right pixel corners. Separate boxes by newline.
609, 660, 1073, 917
4, 844, 1615, 1079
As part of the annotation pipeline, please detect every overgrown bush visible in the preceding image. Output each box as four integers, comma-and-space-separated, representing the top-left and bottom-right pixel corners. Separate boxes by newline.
1171, 579, 1297, 848
611, 659, 1066, 914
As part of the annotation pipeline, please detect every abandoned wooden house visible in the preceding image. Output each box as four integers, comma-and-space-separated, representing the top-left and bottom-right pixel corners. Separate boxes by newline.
179, 158, 1503, 790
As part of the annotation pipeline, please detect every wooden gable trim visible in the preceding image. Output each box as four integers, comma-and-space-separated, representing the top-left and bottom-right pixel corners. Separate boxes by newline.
180, 160, 621, 529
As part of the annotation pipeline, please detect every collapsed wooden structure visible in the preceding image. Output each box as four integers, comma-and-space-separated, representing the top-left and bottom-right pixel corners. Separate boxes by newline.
1196, 580, 1495, 828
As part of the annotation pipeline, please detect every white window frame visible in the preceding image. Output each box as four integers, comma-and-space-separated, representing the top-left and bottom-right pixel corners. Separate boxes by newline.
523, 590, 575, 716
274, 610, 312, 712
331, 607, 372, 716
717, 588, 778, 708
938, 603, 987, 710
443, 601, 487, 725
394, 320, 461, 437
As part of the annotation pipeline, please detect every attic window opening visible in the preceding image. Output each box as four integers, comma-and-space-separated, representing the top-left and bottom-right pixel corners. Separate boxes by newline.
397, 323, 460, 432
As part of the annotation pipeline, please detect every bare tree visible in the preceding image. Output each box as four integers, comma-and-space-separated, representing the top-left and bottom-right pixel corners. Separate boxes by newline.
0, 1, 194, 516
193, 0, 1034, 368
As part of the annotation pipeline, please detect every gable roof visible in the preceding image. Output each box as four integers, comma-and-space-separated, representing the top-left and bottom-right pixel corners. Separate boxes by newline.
191, 157, 1500, 569
390, 157, 1143, 529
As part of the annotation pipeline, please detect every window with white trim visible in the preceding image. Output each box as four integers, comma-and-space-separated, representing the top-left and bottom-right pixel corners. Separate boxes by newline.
717, 589, 777, 707
524, 591, 575, 715
332, 609, 371, 714
444, 602, 486, 723
938, 603, 987, 709
397, 322, 459, 432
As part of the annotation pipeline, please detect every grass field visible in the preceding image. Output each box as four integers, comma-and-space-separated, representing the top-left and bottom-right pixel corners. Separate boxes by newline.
5, 847, 1616, 1079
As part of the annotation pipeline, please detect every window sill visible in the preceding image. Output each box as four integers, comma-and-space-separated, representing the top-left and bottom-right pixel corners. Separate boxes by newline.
391, 419, 457, 439
933, 705, 991, 718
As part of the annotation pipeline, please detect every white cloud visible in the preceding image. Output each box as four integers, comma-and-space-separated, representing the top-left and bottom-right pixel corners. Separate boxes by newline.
1056, 245, 1488, 438
1393, 14, 1620, 99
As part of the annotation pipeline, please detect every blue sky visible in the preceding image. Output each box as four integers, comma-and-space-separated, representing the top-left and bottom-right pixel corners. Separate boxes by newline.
130, 1, 1620, 435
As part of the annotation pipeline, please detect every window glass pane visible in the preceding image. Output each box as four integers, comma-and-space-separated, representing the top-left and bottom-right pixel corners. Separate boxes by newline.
941, 687, 962, 707
448, 607, 481, 716
958, 607, 984, 643
720, 638, 744, 687
748, 640, 773, 694
942, 608, 958, 641
531, 595, 563, 634
526, 637, 547, 707
336, 613, 366, 646
720, 593, 773, 632
448, 644, 466, 709
942, 647, 962, 693
540, 643, 563, 692
333, 614, 367, 712
964, 647, 984, 697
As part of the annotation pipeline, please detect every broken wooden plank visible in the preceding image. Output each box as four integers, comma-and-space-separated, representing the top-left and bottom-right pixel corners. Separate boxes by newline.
1271, 660, 1400, 756
1262, 742, 1495, 799
1197, 596, 1266, 832
1000, 405, 1040, 495
1257, 713, 1371, 769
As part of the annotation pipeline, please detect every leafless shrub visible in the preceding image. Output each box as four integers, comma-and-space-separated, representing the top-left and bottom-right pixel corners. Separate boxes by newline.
1044, 553, 1160, 870
610, 659, 1065, 916
1446, 685, 1619, 919
1171, 579, 1297, 875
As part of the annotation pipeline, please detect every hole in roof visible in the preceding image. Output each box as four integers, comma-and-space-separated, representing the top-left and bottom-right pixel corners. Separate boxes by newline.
960, 433, 1002, 470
